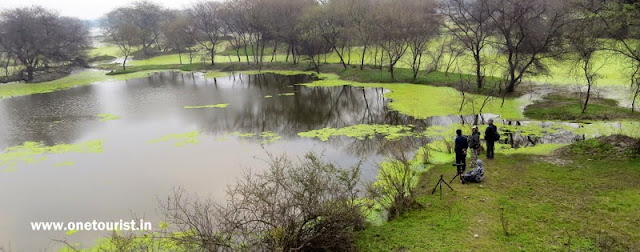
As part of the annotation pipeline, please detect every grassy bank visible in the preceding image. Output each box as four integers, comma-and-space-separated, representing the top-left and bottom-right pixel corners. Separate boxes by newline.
0, 70, 171, 100
356, 137, 640, 251
524, 93, 640, 120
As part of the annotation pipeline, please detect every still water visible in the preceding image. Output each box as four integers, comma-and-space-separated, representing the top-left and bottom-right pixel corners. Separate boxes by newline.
0, 72, 428, 250
0, 72, 589, 250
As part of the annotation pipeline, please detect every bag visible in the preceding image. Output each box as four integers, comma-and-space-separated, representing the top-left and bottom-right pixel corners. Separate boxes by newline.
494, 131, 500, 141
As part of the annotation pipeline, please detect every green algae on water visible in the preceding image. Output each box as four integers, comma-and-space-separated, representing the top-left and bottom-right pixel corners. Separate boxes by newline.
0, 140, 104, 170
150, 131, 200, 147
298, 124, 415, 141
184, 103, 229, 109
265, 95, 273, 98
96, 113, 121, 121
260, 131, 282, 144
278, 93, 295, 96
0, 70, 171, 100
302, 73, 524, 119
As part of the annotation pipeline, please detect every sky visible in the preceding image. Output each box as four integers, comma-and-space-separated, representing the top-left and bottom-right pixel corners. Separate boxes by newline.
0, 0, 221, 20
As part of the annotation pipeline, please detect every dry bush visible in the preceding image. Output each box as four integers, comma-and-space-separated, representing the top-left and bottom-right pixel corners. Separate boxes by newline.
160, 153, 364, 251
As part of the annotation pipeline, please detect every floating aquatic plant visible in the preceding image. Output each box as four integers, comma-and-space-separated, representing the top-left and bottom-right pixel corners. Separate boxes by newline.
184, 104, 229, 109
298, 124, 415, 141
150, 131, 200, 147
0, 140, 104, 170
96, 113, 121, 121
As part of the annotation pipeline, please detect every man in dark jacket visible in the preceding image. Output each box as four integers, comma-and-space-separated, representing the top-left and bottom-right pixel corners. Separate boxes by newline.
469, 126, 481, 160
454, 129, 468, 176
484, 119, 499, 159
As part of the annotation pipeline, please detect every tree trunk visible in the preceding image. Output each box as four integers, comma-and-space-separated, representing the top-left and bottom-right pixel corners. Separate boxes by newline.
271, 41, 278, 62
582, 60, 592, 114
26, 66, 34, 81
330, 45, 348, 69
360, 45, 367, 70
244, 43, 250, 65
122, 55, 128, 71
475, 53, 483, 89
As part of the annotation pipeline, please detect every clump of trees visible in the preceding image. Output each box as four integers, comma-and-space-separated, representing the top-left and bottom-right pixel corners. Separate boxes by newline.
0, 6, 89, 82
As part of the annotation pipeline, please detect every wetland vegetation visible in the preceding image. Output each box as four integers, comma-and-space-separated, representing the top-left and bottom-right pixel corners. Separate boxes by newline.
1, 0, 640, 251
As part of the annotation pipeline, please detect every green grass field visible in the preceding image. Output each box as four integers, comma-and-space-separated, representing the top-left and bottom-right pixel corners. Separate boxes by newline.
525, 94, 640, 120
356, 139, 640, 251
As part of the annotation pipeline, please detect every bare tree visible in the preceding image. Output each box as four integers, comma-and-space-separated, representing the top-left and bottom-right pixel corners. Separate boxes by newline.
299, 6, 332, 73
102, 11, 139, 70
105, 1, 166, 57
188, 1, 224, 66
590, 0, 640, 112
443, 0, 494, 88
425, 35, 465, 75
0, 6, 89, 81
567, 0, 607, 114
489, 0, 569, 93
341, 0, 376, 70
404, 0, 440, 81
163, 11, 197, 65
371, 0, 414, 80
221, 0, 255, 64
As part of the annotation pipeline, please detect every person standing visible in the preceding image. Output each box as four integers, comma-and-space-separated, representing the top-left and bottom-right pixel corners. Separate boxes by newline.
468, 126, 481, 160
484, 119, 499, 159
454, 129, 468, 179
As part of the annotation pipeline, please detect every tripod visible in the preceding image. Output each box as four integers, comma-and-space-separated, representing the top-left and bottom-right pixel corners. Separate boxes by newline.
449, 163, 465, 184
431, 174, 453, 199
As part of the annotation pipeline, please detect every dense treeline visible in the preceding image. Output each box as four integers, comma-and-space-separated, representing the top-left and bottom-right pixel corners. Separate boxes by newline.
98, 0, 640, 106
1, 0, 640, 110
